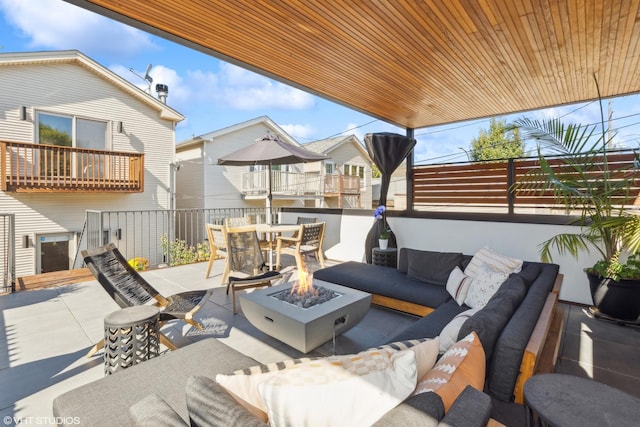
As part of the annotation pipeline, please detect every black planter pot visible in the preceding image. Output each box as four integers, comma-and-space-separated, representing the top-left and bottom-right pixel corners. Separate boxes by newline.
586, 270, 640, 322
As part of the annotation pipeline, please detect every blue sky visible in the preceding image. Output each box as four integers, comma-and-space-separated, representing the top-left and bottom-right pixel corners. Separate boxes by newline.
2, 0, 640, 165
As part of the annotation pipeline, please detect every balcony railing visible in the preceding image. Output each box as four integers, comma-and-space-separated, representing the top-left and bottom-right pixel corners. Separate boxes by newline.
1, 141, 144, 192
241, 170, 360, 197
324, 174, 360, 195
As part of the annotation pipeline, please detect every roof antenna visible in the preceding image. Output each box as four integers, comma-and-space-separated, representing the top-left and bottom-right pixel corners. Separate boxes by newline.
129, 64, 153, 93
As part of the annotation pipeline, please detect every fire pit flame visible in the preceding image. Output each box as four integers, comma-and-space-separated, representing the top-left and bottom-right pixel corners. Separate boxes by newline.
272, 260, 339, 309
291, 263, 315, 296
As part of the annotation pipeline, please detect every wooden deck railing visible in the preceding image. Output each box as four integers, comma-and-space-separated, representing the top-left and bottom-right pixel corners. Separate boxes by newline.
324, 174, 360, 195
1, 141, 144, 192
413, 151, 640, 212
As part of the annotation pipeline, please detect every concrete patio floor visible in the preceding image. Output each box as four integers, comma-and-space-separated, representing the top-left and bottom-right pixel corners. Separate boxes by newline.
1, 258, 640, 426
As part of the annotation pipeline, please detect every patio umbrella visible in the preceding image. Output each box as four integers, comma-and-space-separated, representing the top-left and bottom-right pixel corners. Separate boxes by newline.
218, 134, 328, 223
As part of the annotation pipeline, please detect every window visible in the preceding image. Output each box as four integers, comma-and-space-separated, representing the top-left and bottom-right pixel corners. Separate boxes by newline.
37, 113, 108, 150
343, 163, 365, 178
37, 112, 108, 177
325, 162, 334, 174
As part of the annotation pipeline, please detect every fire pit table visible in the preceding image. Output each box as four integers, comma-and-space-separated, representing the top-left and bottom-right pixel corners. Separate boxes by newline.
239, 279, 371, 353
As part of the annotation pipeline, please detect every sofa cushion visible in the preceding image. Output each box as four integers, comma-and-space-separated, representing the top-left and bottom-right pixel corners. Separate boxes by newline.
439, 307, 481, 353
463, 264, 509, 308
464, 246, 523, 278
129, 393, 186, 427
398, 247, 410, 273
516, 263, 542, 289
406, 249, 464, 286
458, 276, 527, 362
486, 263, 559, 401
185, 376, 267, 427
373, 392, 445, 427
446, 266, 473, 305
414, 332, 485, 412
440, 386, 492, 427
313, 261, 451, 308
390, 299, 469, 342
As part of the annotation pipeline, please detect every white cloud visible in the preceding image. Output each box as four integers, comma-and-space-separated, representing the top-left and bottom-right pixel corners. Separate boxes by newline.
0, 0, 157, 57
280, 123, 316, 140
217, 63, 315, 110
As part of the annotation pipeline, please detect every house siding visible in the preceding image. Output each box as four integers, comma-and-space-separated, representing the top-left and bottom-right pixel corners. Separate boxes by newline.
325, 142, 372, 208
177, 121, 306, 211
175, 145, 205, 210
1, 58, 178, 276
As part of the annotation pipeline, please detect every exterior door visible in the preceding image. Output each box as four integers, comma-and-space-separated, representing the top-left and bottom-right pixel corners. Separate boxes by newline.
38, 233, 73, 273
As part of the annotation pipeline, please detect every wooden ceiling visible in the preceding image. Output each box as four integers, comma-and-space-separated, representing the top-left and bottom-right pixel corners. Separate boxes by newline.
66, 0, 640, 129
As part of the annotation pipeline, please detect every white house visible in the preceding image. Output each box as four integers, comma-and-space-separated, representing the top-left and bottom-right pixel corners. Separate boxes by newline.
0, 50, 184, 276
304, 135, 373, 209
175, 116, 373, 214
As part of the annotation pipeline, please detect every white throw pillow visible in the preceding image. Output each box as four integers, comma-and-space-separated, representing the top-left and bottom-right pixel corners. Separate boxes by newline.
464, 246, 523, 278
463, 264, 509, 308
438, 307, 481, 353
216, 346, 418, 425
446, 266, 473, 305
258, 349, 417, 427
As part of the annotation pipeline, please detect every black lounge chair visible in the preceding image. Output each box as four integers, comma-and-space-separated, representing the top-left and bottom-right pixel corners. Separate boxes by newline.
82, 243, 213, 356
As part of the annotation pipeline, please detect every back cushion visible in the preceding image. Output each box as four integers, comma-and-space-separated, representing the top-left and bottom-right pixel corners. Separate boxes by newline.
515, 263, 542, 289
397, 248, 410, 273
405, 249, 464, 286
458, 276, 527, 362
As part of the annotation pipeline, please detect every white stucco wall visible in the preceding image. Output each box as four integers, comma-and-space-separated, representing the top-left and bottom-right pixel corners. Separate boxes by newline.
285, 210, 598, 305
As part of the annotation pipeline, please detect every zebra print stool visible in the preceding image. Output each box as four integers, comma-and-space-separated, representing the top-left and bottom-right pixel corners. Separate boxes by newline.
103, 306, 160, 375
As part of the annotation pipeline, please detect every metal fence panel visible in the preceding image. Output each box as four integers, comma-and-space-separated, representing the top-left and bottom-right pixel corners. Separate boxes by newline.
0, 213, 15, 293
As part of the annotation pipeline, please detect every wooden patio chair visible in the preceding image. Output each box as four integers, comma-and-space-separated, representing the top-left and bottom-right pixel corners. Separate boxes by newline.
82, 243, 213, 356
291, 216, 317, 239
275, 222, 326, 271
204, 223, 229, 283
226, 226, 282, 314
296, 216, 317, 225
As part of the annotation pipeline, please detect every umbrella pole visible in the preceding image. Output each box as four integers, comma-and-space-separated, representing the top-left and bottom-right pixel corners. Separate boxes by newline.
267, 164, 273, 225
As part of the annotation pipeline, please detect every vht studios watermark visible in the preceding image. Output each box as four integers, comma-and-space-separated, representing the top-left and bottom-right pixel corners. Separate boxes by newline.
3, 416, 80, 425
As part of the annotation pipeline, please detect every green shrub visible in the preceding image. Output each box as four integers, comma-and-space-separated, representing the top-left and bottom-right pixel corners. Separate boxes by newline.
161, 234, 210, 267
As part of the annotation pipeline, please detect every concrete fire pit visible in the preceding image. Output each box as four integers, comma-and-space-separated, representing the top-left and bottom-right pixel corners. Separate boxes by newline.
239, 280, 371, 353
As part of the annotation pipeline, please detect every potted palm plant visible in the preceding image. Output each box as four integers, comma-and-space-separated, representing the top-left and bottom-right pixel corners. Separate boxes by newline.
512, 99, 640, 323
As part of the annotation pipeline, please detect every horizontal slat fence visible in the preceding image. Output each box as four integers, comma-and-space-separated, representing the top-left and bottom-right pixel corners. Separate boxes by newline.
413, 151, 640, 212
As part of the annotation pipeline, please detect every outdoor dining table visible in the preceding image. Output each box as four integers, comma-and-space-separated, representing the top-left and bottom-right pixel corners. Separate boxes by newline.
254, 223, 301, 270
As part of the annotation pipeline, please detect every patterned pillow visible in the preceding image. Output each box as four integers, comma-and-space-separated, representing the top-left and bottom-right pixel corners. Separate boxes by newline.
464, 246, 523, 278
414, 332, 486, 412
446, 266, 473, 305
438, 307, 481, 353
463, 264, 509, 309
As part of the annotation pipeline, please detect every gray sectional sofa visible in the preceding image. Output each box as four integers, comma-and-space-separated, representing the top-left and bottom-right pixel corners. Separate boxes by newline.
53, 338, 491, 426
314, 247, 562, 422
53, 247, 559, 426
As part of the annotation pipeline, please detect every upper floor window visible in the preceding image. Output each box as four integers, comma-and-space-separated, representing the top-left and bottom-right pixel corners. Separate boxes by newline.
325, 162, 334, 174
37, 112, 108, 151
36, 112, 109, 178
343, 164, 365, 179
